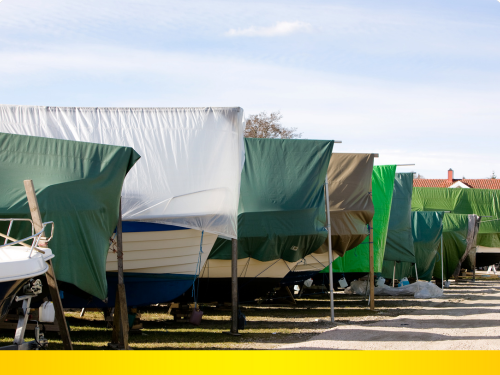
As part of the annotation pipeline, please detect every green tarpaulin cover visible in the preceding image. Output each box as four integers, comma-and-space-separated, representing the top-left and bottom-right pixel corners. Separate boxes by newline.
322, 165, 397, 274
0, 132, 140, 300
383, 211, 443, 281
412, 187, 500, 247
384, 173, 415, 263
209, 138, 334, 262
433, 213, 471, 280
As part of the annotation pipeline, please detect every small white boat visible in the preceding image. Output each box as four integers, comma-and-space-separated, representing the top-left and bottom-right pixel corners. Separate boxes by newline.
0, 219, 54, 320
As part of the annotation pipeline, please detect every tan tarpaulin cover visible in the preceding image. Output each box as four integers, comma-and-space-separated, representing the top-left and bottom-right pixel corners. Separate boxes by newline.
316, 153, 375, 257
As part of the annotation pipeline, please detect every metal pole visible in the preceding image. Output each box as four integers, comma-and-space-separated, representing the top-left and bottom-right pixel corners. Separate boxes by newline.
369, 218, 375, 311
414, 263, 419, 281
324, 177, 334, 322
230, 238, 238, 334
392, 261, 396, 287
441, 234, 444, 289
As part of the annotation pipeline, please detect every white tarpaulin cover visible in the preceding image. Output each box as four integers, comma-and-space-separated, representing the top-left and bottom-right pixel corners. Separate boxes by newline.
0, 105, 245, 238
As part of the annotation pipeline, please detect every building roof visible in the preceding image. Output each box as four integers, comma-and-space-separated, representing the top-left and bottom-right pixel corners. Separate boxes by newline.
413, 179, 500, 189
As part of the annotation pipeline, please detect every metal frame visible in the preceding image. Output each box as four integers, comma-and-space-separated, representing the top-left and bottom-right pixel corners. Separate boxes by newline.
0, 219, 54, 258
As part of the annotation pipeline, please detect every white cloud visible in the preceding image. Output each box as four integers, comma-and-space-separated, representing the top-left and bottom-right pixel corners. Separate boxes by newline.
226, 21, 311, 37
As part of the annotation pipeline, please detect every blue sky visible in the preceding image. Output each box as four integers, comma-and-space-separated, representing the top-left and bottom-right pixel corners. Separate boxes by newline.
1, 0, 499, 178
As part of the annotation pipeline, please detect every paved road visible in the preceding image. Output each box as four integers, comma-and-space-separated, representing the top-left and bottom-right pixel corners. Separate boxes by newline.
278, 279, 500, 350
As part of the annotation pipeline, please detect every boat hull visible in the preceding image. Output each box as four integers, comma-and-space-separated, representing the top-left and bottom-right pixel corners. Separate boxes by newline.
59, 222, 218, 307
182, 258, 299, 303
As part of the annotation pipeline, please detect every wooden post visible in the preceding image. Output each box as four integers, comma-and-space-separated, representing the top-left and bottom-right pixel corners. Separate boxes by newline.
473, 251, 476, 282
230, 238, 238, 334
441, 234, 444, 289
369, 219, 375, 311
324, 176, 334, 322
23, 180, 73, 350
110, 200, 129, 349
284, 286, 296, 305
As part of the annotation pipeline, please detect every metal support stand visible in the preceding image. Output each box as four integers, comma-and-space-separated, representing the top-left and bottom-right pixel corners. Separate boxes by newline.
324, 177, 334, 322
0, 280, 48, 350
414, 263, 419, 281
109, 200, 129, 349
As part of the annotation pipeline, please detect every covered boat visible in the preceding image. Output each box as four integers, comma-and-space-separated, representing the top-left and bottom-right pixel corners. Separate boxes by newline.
195, 138, 334, 302
433, 213, 480, 280
388, 211, 444, 281
0, 132, 138, 303
0, 105, 244, 306
282, 153, 375, 285
381, 173, 415, 280
412, 187, 492, 276
315, 165, 396, 285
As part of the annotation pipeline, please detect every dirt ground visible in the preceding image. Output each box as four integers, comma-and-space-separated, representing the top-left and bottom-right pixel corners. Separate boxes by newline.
1, 274, 499, 349
279, 276, 500, 350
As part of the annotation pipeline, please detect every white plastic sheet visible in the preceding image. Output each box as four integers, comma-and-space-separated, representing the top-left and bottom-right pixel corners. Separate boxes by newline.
0, 105, 245, 238
344, 280, 444, 298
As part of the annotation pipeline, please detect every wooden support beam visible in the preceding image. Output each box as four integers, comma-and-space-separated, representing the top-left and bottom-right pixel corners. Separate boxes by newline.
284, 286, 296, 305
23, 180, 45, 238
23, 180, 73, 350
369, 219, 375, 311
110, 200, 129, 349
324, 176, 334, 322
111, 289, 121, 344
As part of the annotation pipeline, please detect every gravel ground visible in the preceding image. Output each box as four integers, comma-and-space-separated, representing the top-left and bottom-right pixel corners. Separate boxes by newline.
1, 275, 498, 349
278, 278, 500, 350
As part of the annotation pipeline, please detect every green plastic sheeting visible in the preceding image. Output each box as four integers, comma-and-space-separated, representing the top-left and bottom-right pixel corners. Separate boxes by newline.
412, 187, 500, 247
322, 165, 397, 274
433, 214, 471, 280
0, 132, 140, 300
384, 173, 415, 263
383, 211, 443, 281
209, 138, 334, 262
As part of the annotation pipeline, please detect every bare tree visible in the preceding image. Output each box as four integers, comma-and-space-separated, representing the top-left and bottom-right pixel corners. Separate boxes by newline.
491, 171, 497, 179
244, 111, 302, 139
414, 173, 425, 179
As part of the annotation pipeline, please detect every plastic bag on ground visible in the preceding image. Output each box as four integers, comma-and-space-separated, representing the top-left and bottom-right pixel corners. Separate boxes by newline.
345, 280, 443, 298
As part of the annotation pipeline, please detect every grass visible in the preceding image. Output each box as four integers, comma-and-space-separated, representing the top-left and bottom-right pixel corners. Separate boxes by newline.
0, 291, 433, 350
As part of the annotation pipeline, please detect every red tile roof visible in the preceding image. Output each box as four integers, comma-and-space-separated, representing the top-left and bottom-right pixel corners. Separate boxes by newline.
413, 179, 500, 189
